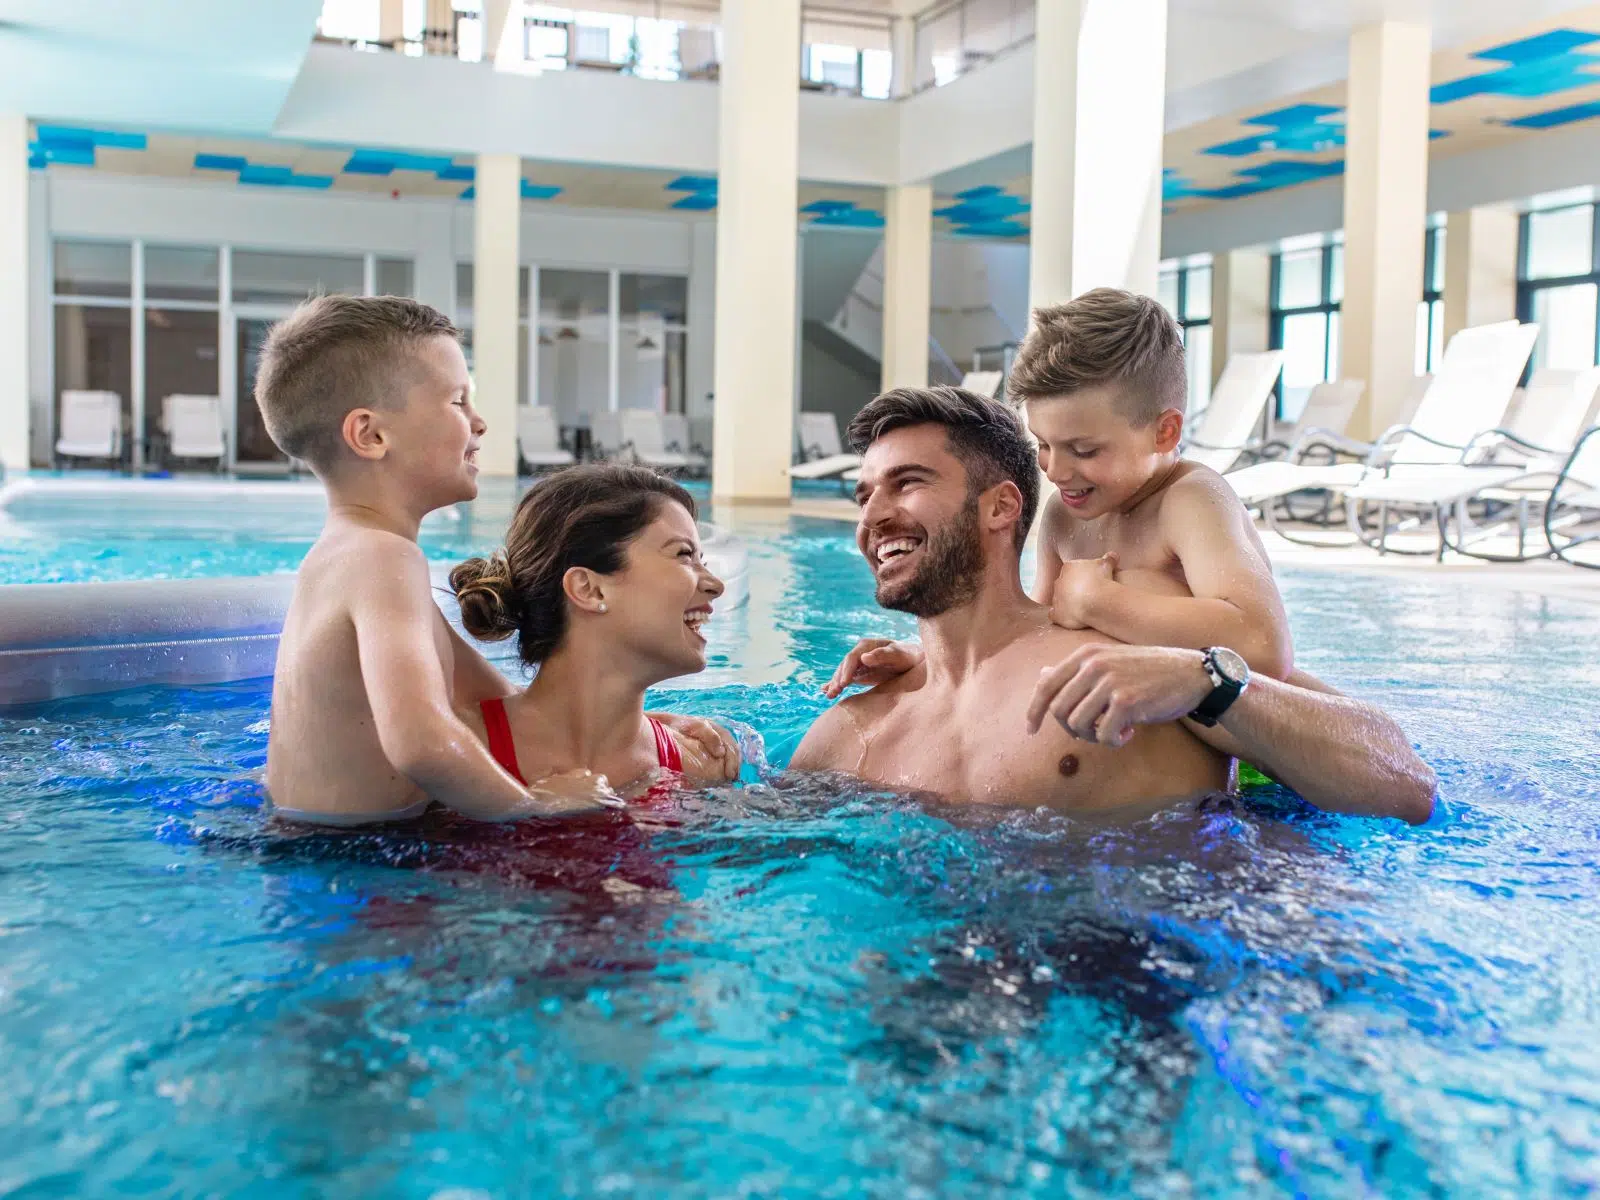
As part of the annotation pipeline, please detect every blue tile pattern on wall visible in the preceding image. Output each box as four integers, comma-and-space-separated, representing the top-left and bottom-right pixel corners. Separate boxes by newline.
936, 186, 1029, 238
666, 176, 719, 210
802, 200, 885, 229
195, 154, 332, 189
456, 180, 563, 201
1202, 104, 1346, 157
1505, 97, 1600, 130
28, 125, 146, 169
1432, 30, 1600, 104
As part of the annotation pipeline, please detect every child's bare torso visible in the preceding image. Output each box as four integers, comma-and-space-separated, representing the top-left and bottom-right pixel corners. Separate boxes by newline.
264, 526, 456, 819
1050, 460, 1204, 599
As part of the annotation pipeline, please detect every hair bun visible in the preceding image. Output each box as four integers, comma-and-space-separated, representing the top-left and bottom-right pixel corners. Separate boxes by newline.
450, 551, 520, 641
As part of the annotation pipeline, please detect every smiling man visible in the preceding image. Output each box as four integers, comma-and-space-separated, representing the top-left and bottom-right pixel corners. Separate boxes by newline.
790, 386, 1434, 824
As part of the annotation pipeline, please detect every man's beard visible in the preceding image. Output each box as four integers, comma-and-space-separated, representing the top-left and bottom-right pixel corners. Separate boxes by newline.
876, 497, 984, 618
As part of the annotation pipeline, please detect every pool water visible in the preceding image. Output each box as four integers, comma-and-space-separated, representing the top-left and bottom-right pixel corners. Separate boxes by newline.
4, 501, 1600, 1195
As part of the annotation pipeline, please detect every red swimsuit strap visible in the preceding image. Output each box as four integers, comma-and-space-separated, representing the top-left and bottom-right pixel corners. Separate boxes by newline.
649, 717, 682, 773
479, 697, 527, 785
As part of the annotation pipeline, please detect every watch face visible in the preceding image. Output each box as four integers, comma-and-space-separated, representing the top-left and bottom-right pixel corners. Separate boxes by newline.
1211, 647, 1249, 685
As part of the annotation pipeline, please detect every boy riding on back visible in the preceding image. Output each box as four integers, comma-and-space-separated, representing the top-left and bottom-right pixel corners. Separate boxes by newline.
259, 294, 618, 824
828, 287, 1294, 731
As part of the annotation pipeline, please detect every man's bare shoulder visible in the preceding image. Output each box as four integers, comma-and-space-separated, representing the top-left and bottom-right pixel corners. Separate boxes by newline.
996, 618, 1115, 673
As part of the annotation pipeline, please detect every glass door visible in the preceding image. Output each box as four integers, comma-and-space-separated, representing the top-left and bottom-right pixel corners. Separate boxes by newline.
231, 306, 297, 472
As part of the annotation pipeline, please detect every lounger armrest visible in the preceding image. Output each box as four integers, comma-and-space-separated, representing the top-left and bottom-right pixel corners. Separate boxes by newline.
1185, 435, 1262, 453
1367, 424, 1468, 468
1469, 426, 1571, 461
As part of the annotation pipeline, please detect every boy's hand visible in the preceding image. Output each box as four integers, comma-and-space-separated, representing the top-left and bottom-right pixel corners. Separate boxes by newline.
823, 638, 924, 699
526, 768, 626, 815
651, 712, 740, 782
1050, 553, 1118, 629
1025, 644, 1212, 747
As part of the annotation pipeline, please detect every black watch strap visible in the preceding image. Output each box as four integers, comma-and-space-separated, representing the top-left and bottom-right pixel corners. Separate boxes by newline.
1188, 649, 1245, 727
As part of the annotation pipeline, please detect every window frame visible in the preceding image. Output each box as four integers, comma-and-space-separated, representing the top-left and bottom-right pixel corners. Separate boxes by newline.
1268, 242, 1341, 421
1515, 201, 1600, 372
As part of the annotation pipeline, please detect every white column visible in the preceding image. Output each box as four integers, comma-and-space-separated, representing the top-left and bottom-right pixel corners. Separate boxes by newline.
889, 15, 917, 98
712, 0, 801, 503
0, 115, 30, 472
1443, 205, 1519, 343
881, 184, 933, 392
686, 221, 716, 420
482, 0, 512, 63
1028, 0, 1168, 311
1339, 21, 1432, 439
378, 0, 405, 47
472, 152, 522, 477
1210, 249, 1272, 390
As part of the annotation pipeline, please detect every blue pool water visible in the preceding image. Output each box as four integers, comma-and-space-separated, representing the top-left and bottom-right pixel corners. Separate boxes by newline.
3, 494, 1600, 1195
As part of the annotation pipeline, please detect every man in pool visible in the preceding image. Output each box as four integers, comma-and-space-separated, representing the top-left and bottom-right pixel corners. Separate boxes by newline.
790, 386, 1435, 824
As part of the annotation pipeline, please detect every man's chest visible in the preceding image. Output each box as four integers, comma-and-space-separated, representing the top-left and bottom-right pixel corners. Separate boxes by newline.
856, 687, 1115, 807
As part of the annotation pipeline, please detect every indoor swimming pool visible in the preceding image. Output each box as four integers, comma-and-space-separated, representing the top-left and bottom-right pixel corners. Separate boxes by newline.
2, 484, 1600, 1196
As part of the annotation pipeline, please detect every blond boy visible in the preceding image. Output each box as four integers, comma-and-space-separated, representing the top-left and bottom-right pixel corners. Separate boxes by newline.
259, 295, 615, 824
827, 287, 1292, 705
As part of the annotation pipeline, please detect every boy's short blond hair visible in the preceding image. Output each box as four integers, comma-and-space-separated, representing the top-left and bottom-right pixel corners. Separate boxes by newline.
255, 294, 460, 469
1007, 287, 1187, 426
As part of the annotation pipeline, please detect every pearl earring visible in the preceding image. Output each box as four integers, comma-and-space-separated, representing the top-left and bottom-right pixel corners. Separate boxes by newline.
597, 603, 607, 614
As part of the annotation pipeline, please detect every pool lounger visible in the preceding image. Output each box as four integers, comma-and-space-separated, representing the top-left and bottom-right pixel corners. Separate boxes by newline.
0, 525, 751, 707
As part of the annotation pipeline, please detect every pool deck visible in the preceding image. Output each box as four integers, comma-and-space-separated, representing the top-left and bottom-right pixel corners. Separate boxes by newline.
783, 496, 1600, 609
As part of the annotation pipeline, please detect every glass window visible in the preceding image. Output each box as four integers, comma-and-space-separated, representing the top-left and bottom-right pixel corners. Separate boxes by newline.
1279, 311, 1331, 423
53, 239, 133, 299
54, 304, 133, 453
1184, 324, 1212, 413
145, 246, 219, 304
1277, 249, 1323, 310
231, 251, 364, 305
619, 274, 687, 324
1428, 227, 1447, 295
1327, 244, 1344, 305
538, 268, 613, 426
806, 44, 860, 91
1157, 271, 1180, 317
861, 48, 893, 99
1183, 265, 1213, 321
376, 257, 414, 297
455, 262, 530, 325
145, 308, 221, 456
1531, 283, 1598, 368
1526, 206, 1594, 281
236, 316, 286, 466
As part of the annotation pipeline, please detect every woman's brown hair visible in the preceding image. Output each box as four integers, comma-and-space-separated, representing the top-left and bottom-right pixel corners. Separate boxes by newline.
450, 464, 696, 666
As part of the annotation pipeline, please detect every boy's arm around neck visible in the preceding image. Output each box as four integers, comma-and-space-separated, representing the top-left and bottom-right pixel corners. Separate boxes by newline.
1063, 471, 1294, 678
349, 537, 614, 820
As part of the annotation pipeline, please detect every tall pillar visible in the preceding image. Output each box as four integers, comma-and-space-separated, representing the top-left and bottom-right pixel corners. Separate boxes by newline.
712, 0, 800, 503
1028, 0, 1168, 311
1339, 21, 1431, 439
1210, 249, 1272, 390
881, 185, 933, 391
1443, 205, 1519, 343
472, 153, 522, 477
0, 115, 30, 472
686, 221, 716, 421
889, 15, 917, 98
482, 0, 512, 63
377, 0, 405, 47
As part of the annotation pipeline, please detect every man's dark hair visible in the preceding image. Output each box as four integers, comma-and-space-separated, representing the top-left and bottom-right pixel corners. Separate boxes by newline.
846, 385, 1039, 553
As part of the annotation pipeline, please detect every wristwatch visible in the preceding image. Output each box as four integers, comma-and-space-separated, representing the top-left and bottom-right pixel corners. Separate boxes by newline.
1188, 646, 1250, 727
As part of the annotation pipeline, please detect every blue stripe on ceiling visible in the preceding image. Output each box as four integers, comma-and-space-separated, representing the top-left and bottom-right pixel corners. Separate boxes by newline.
1431, 29, 1600, 104
1504, 98, 1600, 129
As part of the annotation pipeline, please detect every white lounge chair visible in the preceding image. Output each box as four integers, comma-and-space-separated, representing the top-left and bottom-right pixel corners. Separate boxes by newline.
620, 410, 694, 472
660, 413, 709, 476
1547, 425, 1600, 568
1181, 351, 1285, 473
1257, 378, 1368, 463
54, 390, 124, 469
590, 412, 627, 461
787, 411, 861, 481
959, 370, 1006, 399
1227, 323, 1535, 520
688, 417, 714, 461
1430, 367, 1600, 560
516, 406, 576, 474
159, 394, 227, 471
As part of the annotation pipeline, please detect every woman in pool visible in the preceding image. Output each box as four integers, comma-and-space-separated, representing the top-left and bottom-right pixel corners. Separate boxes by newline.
449, 463, 739, 797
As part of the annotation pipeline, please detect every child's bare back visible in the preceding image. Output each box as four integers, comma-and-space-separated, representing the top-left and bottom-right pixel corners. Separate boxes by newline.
267, 520, 462, 821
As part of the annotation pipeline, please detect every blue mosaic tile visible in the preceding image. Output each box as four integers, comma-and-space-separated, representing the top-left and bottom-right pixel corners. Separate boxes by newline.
1432, 30, 1600, 104
1203, 104, 1345, 157
194, 153, 249, 172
